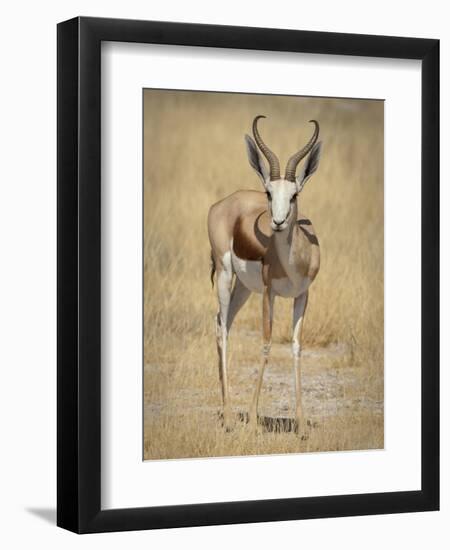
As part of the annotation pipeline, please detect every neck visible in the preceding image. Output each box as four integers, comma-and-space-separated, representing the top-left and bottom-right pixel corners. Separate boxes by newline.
272, 203, 297, 273
273, 201, 297, 246
272, 204, 309, 294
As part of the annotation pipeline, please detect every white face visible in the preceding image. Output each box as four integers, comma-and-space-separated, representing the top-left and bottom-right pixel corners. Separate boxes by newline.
265, 179, 298, 232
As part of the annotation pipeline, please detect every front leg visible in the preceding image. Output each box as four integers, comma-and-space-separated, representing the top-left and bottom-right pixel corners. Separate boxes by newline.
292, 292, 308, 433
250, 281, 274, 428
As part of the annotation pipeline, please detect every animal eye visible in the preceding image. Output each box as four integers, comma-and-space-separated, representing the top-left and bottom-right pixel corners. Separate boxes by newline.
291, 194, 298, 203
266, 191, 272, 201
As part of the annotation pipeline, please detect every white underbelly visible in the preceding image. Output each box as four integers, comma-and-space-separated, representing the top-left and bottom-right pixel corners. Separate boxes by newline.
231, 252, 264, 293
231, 251, 311, 298
272, 276, 311, 298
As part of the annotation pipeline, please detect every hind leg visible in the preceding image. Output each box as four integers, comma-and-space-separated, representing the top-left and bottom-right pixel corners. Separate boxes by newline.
227, 278, 251, 332
215, 277, 250, 429
250, 283, 274, 428
215, 254, 234, 428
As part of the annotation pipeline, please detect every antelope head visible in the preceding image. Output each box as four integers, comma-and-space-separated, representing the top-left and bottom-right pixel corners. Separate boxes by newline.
245, 115, 322, 232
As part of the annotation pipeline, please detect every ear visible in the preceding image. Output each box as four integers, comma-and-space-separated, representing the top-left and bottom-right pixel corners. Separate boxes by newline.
296, 142, 322, 192
245, 135, 269, 187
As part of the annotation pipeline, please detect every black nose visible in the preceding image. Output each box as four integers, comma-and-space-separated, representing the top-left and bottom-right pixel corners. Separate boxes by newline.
273, 219, 284, 226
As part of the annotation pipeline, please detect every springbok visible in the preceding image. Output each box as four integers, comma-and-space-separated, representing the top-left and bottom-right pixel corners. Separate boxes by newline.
208, 115, 322, 432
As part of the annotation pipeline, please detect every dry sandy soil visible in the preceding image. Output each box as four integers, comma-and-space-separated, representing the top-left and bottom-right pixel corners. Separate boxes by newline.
144, 324, 383, 459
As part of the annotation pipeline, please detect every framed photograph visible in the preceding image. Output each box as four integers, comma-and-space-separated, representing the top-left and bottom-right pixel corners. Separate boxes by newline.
57, 17, 439, 533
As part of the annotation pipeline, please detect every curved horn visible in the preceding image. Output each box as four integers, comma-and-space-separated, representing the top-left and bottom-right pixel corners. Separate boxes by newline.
252, 115, 280, 180
285, 120, 320, 182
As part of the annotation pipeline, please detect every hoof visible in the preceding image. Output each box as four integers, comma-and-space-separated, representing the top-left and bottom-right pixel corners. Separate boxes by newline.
294, 419, 310, 439
218, 410, 234, 432
306, 419, 319, 429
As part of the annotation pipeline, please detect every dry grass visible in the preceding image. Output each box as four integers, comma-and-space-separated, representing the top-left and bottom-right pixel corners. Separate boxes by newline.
143, 90, 384, 460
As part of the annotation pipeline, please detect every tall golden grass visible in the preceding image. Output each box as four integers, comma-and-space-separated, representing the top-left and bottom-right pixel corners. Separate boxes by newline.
143, 90, 384, 460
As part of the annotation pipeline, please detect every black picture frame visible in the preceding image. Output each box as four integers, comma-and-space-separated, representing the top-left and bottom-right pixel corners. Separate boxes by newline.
57, 16, 439, 533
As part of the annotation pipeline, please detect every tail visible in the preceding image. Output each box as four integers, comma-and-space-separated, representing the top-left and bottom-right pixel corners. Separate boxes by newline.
210, 252, 216, 288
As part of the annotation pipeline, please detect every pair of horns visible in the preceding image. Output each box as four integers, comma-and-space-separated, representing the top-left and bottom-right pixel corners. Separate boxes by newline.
252, 115, 319, 182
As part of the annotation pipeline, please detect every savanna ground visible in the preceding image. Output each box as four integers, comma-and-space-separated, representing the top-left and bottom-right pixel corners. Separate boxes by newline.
143, 90, 384, 460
